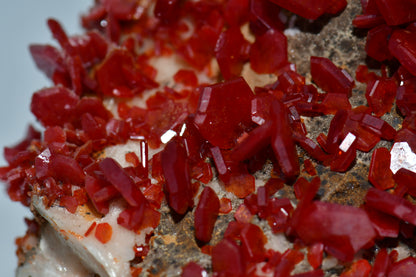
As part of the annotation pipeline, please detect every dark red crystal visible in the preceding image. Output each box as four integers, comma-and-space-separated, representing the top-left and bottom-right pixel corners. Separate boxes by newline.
181, 262, 206, 277
388, 257, 416, 277
364, 206, 400, 238
389, 30, 416, 76
293, 201, 376, 261
365, 78, 397, 116
376, 0, 416, 26
194, 77, 254, 149
365, 188, 416, 226
212, 239, 245, 276
96, 48, 157, 97
365, 24, 394, 61
368, 147, 395, 190
340, 259, 371, 277
154, 0, 181, 24
161, 138, 193, 214
250, 29, 287, 74
310, 56, 355, 97
268, 0, 347, 20
99, 157, 146, 207
194, 186, 220, 243
371, 248, 391, 277
215, 27, 250, 79
31, 86, 79, 127
270, 100, 300, 181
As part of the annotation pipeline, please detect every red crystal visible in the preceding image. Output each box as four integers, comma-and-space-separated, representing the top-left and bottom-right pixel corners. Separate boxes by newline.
388, 257, 416, 277
250, 29, 287, 74
215, 27, 250, 79
95, 222, 112, 244
375, 0, 416, 26
365, 24, 394, 61
211, 239, 245, 276
240, 223, 267, 262
321, 93, 352, 114
4, 126, 41, 166
291, 270, 325, 277
117, 203, 160, 232
325, 109, 349, 153
85, 175, 110, 214
194, 187, 220, 243
330, 140, 357, 173
231, 121, 272, 162
293, 133, 331, 163
99, 157, 146, 207
173, 69, 198, 88
234, 203, 254, 223
352, 14, 385, 29
395, 128, 416, 153
270, 100, 300, 181
388, 30, 416, 76
76, 97, 112, 122
84, 222, 97, 237
307, 243, 324, 270
396, 85, 416, 117
360, 113, 396, 140
303, 159, 317, 176
393, 168, 416, 198
273, 249, 304, 277
368, 147, 395, 190
364, 206, 400, 238
93, 185, 119, 203
31, 86, 79, 127
223, 0, 249, 27
365, 78, 396, 116
249, 0, 285, 35
29, 44, 67, 80
161, 138, 193, 214
60, 195, 79, 213
293, 201, 376, 261
154, 0, 181, 24
191, 160, 213, 185
194, 77, 254, 149
101, 0, 142, 21
81, 113, 107, 141
68, 31, 108, 67
178, 25, 220, 70
96, 48, 157, 97
279, 70, 306, 95
181, 262, 206, 277
224, 165, 255, 199
219, 197, 232, 214
340, 259, 371, 277
355, 64, 378, 83
310, 56, 355, 97
268, 0, 347, 20
266, 200, 293, 233
47, 18, 73, 55
50, 154, 85, 185
365, 188, 416, 226
371, 249, 391, 277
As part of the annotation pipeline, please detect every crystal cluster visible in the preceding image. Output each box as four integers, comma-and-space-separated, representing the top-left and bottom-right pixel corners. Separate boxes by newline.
3, 0, 416, 276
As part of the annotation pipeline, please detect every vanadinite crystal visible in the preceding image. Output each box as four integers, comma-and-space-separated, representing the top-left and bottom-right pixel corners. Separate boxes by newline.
6, 0, 416, 276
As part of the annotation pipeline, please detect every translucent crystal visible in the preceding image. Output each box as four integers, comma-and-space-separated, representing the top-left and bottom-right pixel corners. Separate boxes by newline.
390, 142, 416, 174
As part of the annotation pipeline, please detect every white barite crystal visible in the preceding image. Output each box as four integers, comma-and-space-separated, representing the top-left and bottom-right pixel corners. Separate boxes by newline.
32, 197, 149, 277
390, 142, 416, 174
339, 132, 356, 153
17, 224, 91, 277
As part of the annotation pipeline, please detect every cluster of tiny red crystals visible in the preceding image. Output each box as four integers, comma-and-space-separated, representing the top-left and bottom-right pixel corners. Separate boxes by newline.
3, 0, 416, 275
